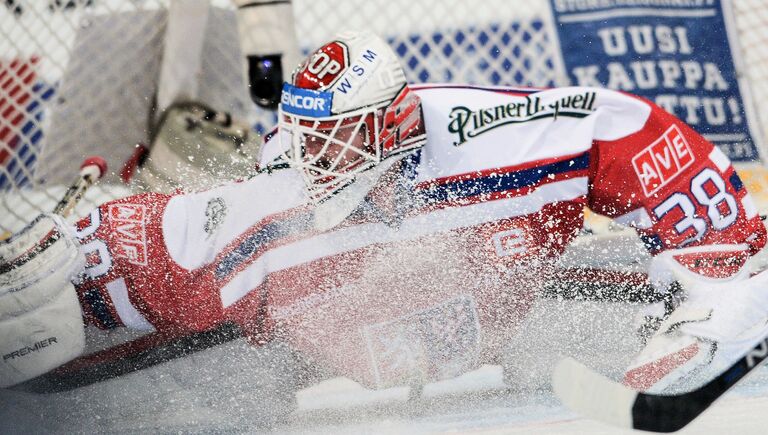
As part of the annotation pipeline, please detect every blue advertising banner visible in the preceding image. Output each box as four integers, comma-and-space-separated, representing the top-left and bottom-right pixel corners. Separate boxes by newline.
549, 0, 762, 162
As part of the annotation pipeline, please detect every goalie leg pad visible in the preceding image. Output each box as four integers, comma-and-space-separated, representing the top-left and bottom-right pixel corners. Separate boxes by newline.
0, 215, 86, 388
0, 283, 85, 388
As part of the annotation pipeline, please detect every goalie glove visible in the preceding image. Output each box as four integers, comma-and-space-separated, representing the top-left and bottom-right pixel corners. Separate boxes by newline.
232, 0, 300, 109
0, 214, 86, 388
623, 244, 768, 393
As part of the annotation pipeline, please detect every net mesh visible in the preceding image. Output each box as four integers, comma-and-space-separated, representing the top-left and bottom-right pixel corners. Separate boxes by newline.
1, 0, 766, 234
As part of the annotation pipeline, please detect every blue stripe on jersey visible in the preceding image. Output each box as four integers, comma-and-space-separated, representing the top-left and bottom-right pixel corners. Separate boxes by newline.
215, 212, 313, 281
418, 152, 589, 203
82, 287, 119, 329
729, 172, 744, 192
640, 233, 664, 254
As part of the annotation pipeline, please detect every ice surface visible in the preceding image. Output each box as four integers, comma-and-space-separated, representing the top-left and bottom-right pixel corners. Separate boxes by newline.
4, 359, 768, 434
3, 298, 768, 434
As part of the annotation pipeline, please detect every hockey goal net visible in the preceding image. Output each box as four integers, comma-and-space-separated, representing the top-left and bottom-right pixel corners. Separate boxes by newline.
2, 0, 768, 234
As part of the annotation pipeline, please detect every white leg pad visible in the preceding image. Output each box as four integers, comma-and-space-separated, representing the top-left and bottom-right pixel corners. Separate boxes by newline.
0, 282, 85, 388
0, 215, 86, 388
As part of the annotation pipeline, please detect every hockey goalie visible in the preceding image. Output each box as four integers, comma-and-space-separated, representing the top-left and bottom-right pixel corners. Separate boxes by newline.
2, 30, 768, 423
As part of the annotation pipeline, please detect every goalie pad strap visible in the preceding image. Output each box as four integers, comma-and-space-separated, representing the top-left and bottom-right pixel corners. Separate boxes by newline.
0, 228, 60, 274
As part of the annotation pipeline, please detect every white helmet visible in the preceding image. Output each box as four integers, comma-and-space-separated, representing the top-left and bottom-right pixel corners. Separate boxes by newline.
279, 30, 426, 203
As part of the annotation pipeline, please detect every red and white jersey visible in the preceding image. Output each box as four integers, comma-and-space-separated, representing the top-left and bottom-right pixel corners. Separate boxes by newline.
411, 84, 765, 275
72, 85, 766, 387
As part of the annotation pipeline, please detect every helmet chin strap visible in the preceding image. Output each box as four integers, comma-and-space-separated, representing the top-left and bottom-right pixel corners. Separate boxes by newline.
312, 153, 406, 232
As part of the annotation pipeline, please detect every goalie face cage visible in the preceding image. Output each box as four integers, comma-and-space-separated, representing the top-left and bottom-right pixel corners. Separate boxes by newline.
1, 0, 768, 234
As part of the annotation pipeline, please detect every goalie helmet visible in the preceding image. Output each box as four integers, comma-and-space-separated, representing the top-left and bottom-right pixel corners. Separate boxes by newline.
279, 30, 426, 203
